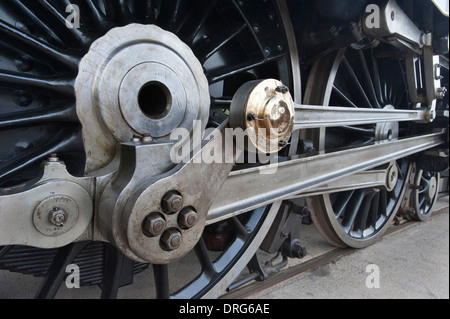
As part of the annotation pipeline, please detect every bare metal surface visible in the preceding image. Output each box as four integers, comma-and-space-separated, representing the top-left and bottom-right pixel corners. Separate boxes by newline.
289, 163, 398, 199
207, 132, 445, 225
294, 103, 428, 130
75, 24, 210, 174
0, 160, 93, 248
98, 121, 236, 264
363, 0, 426, 52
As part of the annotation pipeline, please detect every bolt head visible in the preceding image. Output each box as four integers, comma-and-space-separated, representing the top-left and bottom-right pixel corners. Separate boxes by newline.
142, 213, 166, 237
49, 208, 67, 227
291, 242, 307, 258
178, 208, 198, 229
275, 85, 289, 94
162, 191, 183, 213
160, 229, 183, 251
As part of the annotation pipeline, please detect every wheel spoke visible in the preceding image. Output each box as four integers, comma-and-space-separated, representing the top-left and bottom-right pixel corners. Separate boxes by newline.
229, 217, 250, 239
333, 190, 354, 218
36, 0, 88, 47
341, 190, 366, 232
102, 0, 133, 24
0, 106, 76, 129
85, 0, 108, 25
353, 190, 378, 236
5, 0, 66, 48
358, 51, 380, 108
160, 0, 185, 32
207, 54, 286, 83
194, 237, 217, 276
153, 264, 170, 299
342, 57, 373, 108
0, 20, 79, 70
332, 85, 359, 108
379, 189, 388, 217
0, 130, 80, 182
0, 70, 74, 96
368, 192, 380, 229
370, 51, 385, 106
178, 0, 219, 45
194, 22, 247, 63
100, 245, 134, 299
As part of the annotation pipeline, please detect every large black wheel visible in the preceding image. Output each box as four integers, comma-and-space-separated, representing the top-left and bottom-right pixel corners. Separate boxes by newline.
305, 47, 412, 248
0, 0, 298, 299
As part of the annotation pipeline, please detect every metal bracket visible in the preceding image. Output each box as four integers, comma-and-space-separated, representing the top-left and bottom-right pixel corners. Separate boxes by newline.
0, 156, 94, 248
362, 0, 426, 53
98, 120, 236, 264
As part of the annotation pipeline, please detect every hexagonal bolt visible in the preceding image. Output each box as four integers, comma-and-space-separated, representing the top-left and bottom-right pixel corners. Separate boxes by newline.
275, 85, 289, 94
178, 207, 198, 229
142, 213, 167, 237
160, 229, 183, 251
49, 208, 68, 227
161, 191, 183, 213
291, 242, 307, 259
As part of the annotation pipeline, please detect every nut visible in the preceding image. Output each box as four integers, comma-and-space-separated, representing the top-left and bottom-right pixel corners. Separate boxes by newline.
178, 207, 198, 229
49, 208, 68, 227
161, 191, 183, 213
160, 229, 183, 251
142, 213, 166, 237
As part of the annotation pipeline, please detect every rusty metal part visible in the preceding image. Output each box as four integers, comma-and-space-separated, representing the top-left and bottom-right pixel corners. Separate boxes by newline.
142, 213, 167, 237
75, 24, 210, 174
160, 228, 183, 251
178, 207, 199, 229
162, 191, 183, 214
230, 79, 295, 154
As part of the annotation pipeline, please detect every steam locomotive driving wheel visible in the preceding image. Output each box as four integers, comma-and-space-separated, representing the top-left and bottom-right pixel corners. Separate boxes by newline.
0, 0, 297, 299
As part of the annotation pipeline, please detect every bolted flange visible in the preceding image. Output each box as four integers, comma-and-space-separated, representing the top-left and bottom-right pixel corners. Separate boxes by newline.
33, 195, 80, 236
229, 79, 295, 154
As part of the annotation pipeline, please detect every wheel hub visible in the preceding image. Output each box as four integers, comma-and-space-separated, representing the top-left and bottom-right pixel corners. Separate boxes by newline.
229, 79, 295, 154
75, 24, 210, 173
426, 176, 438, 199
376, 105, 399, 141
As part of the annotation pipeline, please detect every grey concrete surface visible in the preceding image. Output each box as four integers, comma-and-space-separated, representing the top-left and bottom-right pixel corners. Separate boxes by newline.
248, 198, 449, 299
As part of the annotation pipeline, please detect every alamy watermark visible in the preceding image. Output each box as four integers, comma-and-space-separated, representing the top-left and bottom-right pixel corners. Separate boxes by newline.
365, 4, 381, 29
65, 4, 80, 29
169, 121, 281, 175
365, 264, 381, 289
65, 264, 80, 289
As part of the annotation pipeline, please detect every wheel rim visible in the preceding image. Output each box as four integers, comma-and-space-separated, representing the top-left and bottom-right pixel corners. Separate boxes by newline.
305, 48, 411, 248
0, 0, 296, 298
